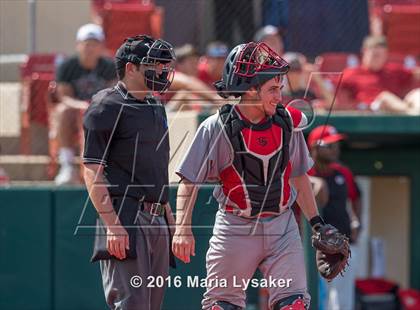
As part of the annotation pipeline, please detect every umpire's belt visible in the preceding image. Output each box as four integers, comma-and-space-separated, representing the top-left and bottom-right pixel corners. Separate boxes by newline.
141, 201, 167, 217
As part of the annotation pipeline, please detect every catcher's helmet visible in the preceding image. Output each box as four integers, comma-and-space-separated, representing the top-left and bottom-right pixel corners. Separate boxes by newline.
115, 35, 176, 93
214, 42, 289, 98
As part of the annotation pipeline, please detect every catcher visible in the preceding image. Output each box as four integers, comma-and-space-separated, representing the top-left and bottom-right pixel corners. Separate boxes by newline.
172, 42, 349, 309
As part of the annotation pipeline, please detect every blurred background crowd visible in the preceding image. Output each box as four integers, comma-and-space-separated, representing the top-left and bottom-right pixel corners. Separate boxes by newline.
0, 0, 419, 186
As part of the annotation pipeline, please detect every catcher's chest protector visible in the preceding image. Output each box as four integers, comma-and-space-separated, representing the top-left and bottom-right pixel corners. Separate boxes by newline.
218, 104, 292, 217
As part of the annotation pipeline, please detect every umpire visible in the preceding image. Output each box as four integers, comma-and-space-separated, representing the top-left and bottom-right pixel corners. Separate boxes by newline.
82, 35, 176, 310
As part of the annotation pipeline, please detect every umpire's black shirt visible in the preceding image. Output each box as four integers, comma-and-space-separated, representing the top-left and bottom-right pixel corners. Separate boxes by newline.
83, 81, 170, 203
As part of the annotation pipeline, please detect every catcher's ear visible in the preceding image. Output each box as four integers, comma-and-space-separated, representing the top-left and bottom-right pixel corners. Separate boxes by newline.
244, 86, 258, 98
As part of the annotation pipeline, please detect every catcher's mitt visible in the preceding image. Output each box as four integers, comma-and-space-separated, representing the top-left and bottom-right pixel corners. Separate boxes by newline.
311, 223, 350, 281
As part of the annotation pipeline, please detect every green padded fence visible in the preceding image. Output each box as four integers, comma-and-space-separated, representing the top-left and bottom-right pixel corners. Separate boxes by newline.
0, 189, 53, 310
0, 186, 315, 309
3, 114, 419, 309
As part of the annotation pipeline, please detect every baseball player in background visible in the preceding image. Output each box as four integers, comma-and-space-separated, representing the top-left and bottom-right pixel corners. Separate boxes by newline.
308, 125, 361, 310
172, 42, 349, 310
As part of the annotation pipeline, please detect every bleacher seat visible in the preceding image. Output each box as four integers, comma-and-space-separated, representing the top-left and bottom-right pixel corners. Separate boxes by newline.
316, 52, 359, 73
91, 0, 145, 12
381, 4, 420, 55
315, 52, 359, 86
387, 53, 418, 69
98, 1, 163, 54
20, 54, 62, 79
20, 54, 59, 155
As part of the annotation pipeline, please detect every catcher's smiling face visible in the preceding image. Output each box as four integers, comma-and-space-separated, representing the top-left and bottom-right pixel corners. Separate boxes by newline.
239, 75, 285, 122
256, 75, 285, 116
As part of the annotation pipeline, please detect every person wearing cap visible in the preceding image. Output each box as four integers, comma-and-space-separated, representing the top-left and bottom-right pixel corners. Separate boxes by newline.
173, 44, 200, 77
53, 23, 116, 185
254, 25, 284, 56
339, 35, 419, 114
197, 41, 229, 87
82, 34, 176, 310
165, 44, 221, 112
282, 52, 334, 111
307, 125, 362, 310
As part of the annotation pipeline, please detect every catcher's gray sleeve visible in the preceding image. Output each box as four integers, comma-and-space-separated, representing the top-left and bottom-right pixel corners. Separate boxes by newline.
289, 131, 314, 177
176, 115, 224, 184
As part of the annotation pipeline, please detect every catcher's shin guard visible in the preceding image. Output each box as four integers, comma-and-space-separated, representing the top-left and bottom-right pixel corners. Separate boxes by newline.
211, 301, 242, 310
273, 294, 307, 310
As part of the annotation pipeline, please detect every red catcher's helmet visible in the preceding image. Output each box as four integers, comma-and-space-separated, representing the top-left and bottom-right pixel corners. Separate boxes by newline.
214, 42, 289, 98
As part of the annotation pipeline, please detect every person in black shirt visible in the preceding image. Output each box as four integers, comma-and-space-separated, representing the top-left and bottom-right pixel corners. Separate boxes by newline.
82, 35, 176, 310
53, 23, 116, 185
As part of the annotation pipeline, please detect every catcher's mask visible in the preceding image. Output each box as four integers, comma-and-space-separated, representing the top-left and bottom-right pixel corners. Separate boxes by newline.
214, 42, 289, 98
115, 35, 176, 93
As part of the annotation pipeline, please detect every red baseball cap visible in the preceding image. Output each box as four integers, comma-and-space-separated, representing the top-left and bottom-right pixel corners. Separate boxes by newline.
308, 125, 347, 147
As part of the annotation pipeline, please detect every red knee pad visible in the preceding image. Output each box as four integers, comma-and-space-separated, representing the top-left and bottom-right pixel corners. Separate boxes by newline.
278, 299, 305, 310
273, 294, 307, 310
211, 301, 242, 310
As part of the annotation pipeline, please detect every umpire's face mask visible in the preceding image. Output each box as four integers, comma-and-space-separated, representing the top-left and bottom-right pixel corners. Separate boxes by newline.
141, 39, 176, 93
143, 62, 175, 93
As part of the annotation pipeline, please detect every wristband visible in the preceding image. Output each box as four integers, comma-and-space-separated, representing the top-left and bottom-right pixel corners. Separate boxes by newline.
310, 215, 325, 227
99, 209, 114, 214
350, 220, 361, 229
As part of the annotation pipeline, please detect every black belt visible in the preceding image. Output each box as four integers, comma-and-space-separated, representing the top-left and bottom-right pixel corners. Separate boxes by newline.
110, 196, 167, 217
141, 201, 167, 217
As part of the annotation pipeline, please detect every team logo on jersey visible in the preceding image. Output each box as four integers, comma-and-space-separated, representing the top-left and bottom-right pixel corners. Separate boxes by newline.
257, 136, 268, 146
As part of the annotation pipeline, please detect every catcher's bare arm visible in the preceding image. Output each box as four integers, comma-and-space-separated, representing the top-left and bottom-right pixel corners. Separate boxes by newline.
290, 173, 320, 220
172, 178, 199, 263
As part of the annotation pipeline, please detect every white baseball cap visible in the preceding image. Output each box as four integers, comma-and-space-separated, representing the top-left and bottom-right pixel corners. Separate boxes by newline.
254, 25, 279, 42
76, 23, 105, 42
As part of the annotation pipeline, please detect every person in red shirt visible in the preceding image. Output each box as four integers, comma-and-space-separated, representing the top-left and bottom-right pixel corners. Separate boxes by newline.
339, 35, 419, 114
